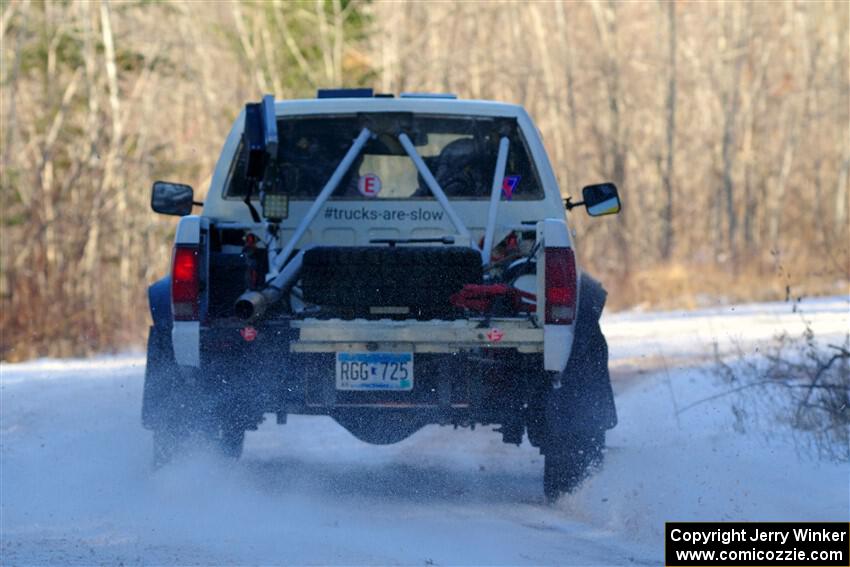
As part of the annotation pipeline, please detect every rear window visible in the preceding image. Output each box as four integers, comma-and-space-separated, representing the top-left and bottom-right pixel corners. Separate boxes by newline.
225, 114, 544, 201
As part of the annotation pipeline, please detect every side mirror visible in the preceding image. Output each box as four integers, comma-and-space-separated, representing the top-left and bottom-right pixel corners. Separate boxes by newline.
565, 182, 621, 216
583, 183, 621, 216
151, 181, 195, 216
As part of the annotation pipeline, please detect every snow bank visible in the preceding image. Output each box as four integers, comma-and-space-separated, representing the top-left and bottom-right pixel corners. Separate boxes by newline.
565, 295, 849, 544
1, 296, 847, 565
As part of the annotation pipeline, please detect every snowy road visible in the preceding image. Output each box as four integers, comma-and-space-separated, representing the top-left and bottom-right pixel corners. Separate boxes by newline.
2, 297, 848, 565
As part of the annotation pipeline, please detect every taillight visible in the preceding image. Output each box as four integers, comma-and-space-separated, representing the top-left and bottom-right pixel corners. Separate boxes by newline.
172, 245, 200, 320
544, 247, 577, 325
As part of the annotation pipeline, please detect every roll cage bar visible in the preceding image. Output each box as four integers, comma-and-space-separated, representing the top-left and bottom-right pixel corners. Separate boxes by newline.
262, 125, 511, 281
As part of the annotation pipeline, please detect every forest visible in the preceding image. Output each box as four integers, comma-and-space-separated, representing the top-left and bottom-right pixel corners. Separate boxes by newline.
1, 0, 848, 360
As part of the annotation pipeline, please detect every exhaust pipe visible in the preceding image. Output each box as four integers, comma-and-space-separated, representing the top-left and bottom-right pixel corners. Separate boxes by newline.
234, 287, 282, 321
234, 247, 308, 321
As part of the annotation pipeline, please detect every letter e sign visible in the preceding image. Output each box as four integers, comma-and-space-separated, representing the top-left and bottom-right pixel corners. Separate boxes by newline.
358, 173, 382, 197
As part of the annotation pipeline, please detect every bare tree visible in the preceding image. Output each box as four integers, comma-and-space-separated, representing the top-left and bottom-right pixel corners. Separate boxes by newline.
659, 0, 677, 261
1, 0, 847, 359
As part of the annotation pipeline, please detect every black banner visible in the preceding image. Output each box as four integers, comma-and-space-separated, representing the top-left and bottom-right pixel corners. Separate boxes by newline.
666, 522, 849, 566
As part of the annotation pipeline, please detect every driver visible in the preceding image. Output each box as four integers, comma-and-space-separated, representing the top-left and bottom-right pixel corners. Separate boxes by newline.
416, 137, 491, 197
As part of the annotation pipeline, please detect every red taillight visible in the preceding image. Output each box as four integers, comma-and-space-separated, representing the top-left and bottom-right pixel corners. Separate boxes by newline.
172, 245, 200, 320
544, 247, 577, 325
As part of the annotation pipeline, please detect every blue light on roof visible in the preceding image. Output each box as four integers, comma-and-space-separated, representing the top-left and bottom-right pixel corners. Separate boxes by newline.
399, 92, 458, 99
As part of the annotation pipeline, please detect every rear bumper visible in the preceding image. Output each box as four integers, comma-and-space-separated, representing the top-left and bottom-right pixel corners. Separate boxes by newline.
200, 316, 543, 359
181, 316, 549, 369
292, 317, 543, 353
196, 318, 545, 418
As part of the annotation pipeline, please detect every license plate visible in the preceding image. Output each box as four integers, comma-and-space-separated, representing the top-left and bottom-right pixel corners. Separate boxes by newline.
335, 352, 413, 391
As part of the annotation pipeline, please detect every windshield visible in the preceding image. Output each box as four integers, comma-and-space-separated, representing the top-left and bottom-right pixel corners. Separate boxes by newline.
225, 114, 544, 200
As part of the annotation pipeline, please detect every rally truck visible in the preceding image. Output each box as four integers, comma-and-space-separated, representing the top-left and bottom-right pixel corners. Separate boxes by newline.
143, 89, 622, 500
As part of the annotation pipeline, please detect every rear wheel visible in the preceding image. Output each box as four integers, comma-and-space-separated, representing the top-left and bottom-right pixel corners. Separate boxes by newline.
144, 327, 245, 467
540, 276, 616, 501
543, 430, 605, 502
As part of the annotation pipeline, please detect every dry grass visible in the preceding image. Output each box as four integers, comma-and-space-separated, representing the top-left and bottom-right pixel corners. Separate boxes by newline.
604, 261, 849, 312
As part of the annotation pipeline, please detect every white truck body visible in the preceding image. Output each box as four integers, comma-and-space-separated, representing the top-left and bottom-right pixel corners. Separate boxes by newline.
174, 96, 578, 372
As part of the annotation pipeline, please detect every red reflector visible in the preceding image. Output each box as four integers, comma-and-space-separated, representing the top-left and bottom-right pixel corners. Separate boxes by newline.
172, 246, 200, 320
545, 247, 577, 325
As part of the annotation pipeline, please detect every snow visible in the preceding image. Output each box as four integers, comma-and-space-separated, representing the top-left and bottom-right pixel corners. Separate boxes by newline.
2, 296, 848, 565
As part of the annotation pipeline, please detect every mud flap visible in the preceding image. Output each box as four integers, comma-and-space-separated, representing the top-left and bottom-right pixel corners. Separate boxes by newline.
142, 326, 180, 430
544, 274, 618, 442
143, 328, 211, 432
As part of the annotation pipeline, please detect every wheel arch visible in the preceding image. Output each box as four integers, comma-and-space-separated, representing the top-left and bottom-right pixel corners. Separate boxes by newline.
148, 276, 172, 330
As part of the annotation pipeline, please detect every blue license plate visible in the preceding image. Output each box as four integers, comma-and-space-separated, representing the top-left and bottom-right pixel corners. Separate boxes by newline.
335, 352, 413, 391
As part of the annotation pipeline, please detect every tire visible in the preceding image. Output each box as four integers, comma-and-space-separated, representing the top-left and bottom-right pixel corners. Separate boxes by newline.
543, 430, 605, 502
144, 327, 245, 467
540, 274, 616, 501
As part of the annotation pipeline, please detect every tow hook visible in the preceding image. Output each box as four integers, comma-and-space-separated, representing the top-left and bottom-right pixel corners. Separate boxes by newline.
551, 372, 562, 390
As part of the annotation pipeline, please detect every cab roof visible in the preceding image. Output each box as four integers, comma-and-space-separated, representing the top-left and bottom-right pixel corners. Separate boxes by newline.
273, 93, 527, 119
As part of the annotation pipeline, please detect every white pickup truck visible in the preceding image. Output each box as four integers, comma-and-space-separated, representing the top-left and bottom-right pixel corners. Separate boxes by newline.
144, 90, 622, 500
